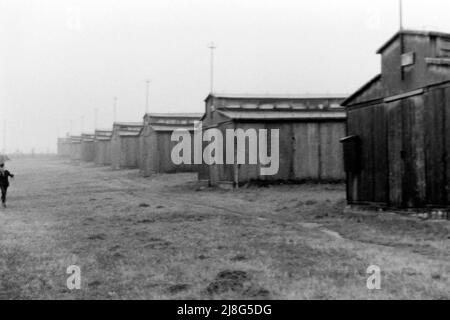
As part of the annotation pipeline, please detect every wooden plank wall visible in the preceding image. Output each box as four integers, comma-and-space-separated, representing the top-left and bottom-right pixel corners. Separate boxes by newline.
141, 129, 158, 175
359, 107, 375, 202
446, 87, 450, 205
386, 101, 403, 206
70, 143, 82, 161
294, 123, 320, 180
320, 122, 346, 180
347, 107, 376, 203
237, 123, 265, 183
63, 143, 71, 157
207, 123, 235, 185
140, 129, 199, 175
347, 104, 389, 205
94, 142, 102, 165
348, 85, 450, 208
346, 111, 359, 203
58, 142, 71, 157
425, 87, 448, 206
95, 141, 112, 166
271, 122, 294, 181
207, 120, 346, 186
372, 105, 389, 203
105, 141, 112, 165
110, 136, 122, 169
121, 137, 139, 168
157, 133, 173, 173
401, 96, 426, 207
81, 141, 95, 162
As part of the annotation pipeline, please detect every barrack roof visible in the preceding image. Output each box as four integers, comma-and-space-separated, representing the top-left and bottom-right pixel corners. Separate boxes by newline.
117, 131, 142, 137
144, 113, 203, 118
95, 129, 113, 141
205, 92, 348, 102
341, 74, 382, 106
70, 136, 82, 143
217, 109, 346, 121
150, 124, 196, 132
376, 29, 450, 54
95, 129, 112, 133
143, 113, 202, 132
113, 122, 143, 127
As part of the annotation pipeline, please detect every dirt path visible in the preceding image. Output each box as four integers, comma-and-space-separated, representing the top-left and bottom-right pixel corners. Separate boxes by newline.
0, 158, 448, 299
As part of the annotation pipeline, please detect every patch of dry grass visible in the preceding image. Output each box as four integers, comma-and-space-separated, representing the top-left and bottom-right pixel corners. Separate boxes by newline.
0, 158, 448, 300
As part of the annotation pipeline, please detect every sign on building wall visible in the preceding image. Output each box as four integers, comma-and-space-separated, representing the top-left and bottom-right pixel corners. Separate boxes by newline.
401, 52, 415, 67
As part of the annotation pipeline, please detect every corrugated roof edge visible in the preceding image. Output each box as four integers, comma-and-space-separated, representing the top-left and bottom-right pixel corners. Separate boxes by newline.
205, 93, 349, 102
95, 129, 113, 133
70, 136, 82, 142
341, 74, 382, 106
113, 122, 143, 127
144, 113, 203, 118
217, 110, 346, 121
95, 129, 112, 140
150, 125, 195, 132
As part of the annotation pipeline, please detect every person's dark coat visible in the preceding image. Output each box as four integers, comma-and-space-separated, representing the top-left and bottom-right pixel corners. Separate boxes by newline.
0, 170, 14, 187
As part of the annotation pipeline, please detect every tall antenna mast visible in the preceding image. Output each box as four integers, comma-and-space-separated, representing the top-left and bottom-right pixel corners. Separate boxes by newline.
208, 42, 217, 93
145, 79, 151, 114
399, 0, 404, 31
113, 97, 117, 122
399, 0, 405, 80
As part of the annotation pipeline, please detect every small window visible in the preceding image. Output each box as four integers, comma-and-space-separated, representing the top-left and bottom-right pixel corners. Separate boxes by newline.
401, 52, 415, 67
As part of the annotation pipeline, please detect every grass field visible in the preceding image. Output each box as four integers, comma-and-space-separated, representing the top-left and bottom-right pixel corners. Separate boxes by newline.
0, 158, 448, 299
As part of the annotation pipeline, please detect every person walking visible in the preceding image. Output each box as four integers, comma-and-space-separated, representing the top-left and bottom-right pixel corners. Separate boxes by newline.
0, 163, 14, 208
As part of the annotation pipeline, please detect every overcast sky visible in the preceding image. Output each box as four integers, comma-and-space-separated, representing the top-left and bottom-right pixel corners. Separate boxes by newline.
1, 0, 450, 153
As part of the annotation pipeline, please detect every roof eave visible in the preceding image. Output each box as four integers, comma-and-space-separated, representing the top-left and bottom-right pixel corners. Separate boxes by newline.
341, 74, 382, 107
376, 29, 450, 54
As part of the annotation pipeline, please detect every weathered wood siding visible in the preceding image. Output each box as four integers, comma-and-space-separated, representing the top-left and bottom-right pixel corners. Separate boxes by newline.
81, 141, 95, 162
63, 143, 71, 157
140, 127, 198, 175
206, 122, 235, 186
69, 143, 82, 161
94, 140, 112, 166
205, 120, 345, 186
57, 139, 71, 157
346, 83, 450, 208
111, 136, 140, 169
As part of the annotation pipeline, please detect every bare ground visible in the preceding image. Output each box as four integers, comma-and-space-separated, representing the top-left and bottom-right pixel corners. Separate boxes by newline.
0, 158, 448, 300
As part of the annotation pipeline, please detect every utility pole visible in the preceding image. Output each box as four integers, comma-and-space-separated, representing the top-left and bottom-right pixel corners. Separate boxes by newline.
208, 42, 217, 93
113, 97, 117, 123
145, 79, 151, 114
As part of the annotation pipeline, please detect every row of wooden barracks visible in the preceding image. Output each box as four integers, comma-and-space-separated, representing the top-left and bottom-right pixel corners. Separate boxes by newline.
58, 29, 450, 212
58, 96, 346, 182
